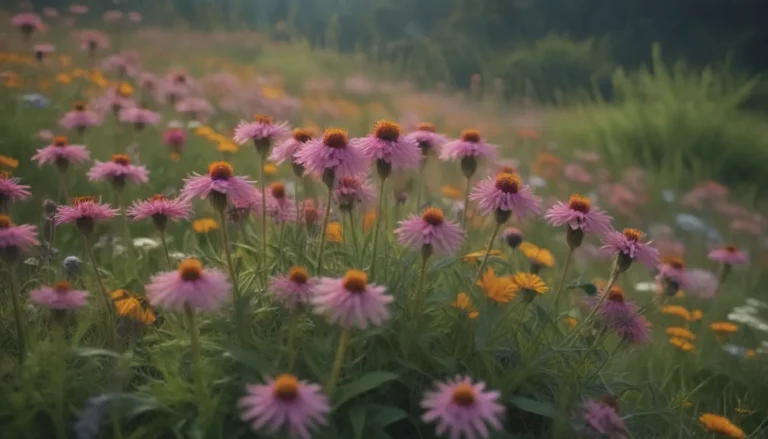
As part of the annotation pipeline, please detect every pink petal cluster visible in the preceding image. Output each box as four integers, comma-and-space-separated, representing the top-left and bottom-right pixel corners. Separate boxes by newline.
708, 246, 749, 266
421, 376, 505, 439
146, 259, 231, 312
87, 156, 149, 185
294, 129, 368, 180
119, 107, 162, 127
11, 13, 43, 33
405, 123, 447, 155
80, 30, 111, 52
601, 229, 659, 270
270, 129, 313, 164
60, 105, 102, 131
233, 116, 290, 145
583, 399, 628, 439
587, 288, 651, 344
101, 52, 139, 77
545, 195, 613, 235
395, 208, 464, 255
175, 97, 214, 119
55, 198, 119, 225
32, 137, 90, 169
333, 175, 375, 210
268, 267, 316, 309
266, 184, 297, 223
30, 282, 88, 310
128, 195, 191, 223
311, 271, 393, 329
181, 162, 257, 206
352, 121, 421, 170
439, 130, 498, 161
0, 174, 31, 204
470, 173, 541, 217
0, 220, 39, 252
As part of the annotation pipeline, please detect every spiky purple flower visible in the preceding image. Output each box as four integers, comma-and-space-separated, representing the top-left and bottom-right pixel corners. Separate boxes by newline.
333, 175, 375, 211
294, 128, 369, 186
708, 245, 749, 267
601, 228, 659, 272
233, 114, 290, 155
30, 281, 88, 310
421, 375, 505, 439
352, 120, 421, 175
470, 172, 541, 222
312, 270, 393, 329
395, 207, 464, 256
146, 258, 231, 312
268, 266, 316, 309
0, 172, 31, 210
545, 194, 613, 235
181, 161, 257, 210
87, 154, 149, 190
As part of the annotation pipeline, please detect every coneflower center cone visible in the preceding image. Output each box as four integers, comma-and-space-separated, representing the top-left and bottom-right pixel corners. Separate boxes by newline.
451, 384, 477, 406
342, 270, 368, 294
272, 374, 299, 401
288, 266, 309, 284
178, 258, 203, 282
374, 120, 401, 142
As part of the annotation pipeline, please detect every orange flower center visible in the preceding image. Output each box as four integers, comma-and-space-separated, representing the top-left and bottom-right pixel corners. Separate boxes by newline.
342, 270, 368, 294
725, 245, 738, 253
568, 194, 591, 213
55, 280, 71, 293
495, 173, 521, 194
0, 215, 11, 229
451, 383, 476, 406
53, 136, 69, 146
292, 128, 313, 143
73, 101, 86, 111
270, 182, 286, 199
622, 228, 643, 242
178, 258, 203, 281
417, 122, 436, 133
373, 120, 401, 141
0, 171, 8, 180
111, 154, 131, 166
150, 194, 168, 202
607, 286, 625, 302
288, 266, 309, 284
498, 165, 517, 174
322, 128, 349, 149
254, 114, 273, 124
460, 129, 481, 143
669, 257, 685, 270
208, 161, 234, 180
422, 207, 445, 226
272, 374, 299, 401
73, 196, 96, 206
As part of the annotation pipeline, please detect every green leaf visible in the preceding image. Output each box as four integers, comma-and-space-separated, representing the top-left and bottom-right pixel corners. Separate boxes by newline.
109, 393, 171, 418
222, 349, 272, 373
334, 371, 399, 407
70, 347, 121, 358
509, 396, 557, 419
567, 283, 598, 296
365, 404, 408, 429
348, 405, 366, 439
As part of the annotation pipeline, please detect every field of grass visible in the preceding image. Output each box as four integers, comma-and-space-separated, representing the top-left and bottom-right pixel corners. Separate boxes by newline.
1, 9, 768, 439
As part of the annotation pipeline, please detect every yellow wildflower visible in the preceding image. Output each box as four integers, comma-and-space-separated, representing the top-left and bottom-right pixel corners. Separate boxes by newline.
735, 407, 754, 415
217, 142, 239, 154
744, 349, 756, 359
0, 155, 19, 169
520, 242, 555, 270
512, 272, 548, 302
440, 185, 463, 200
192, 218, 219, 234
195, 125, 214, 137
698, 413, 745, 439
477, 267, 518, 303
710, 322, 739, 336
690, 309, 703, 321
263, 163, 278, 177
111, 289, 156, 325
326, 221, 343, 243
564, 316, 578, 329
669, 337, 695, 352
451, 293, 479, 319
463, 249, 503, 265
118, 82, 134, 97
59, 55, 72, 68
665, 326, 696, 341
660, 305, 692, 321
363, 210, 377, 234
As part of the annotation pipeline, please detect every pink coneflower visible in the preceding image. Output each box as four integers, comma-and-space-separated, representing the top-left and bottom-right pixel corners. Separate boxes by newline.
175, 97, 214, 121
162, 127, 186, 157
55, 196, 119, 235
181, 161, 257, 211
685, 268, 718, 299
233, 114, 290, 156
266, 182, 296, 223
353, 120, 421, 178
128, 194, 191, 230
270, 128, 313, 176
470, 172, 541, 223
656, 257, 691, 296
395, 207, 464, 256
708, 245, 749, 267
238, 374, 330, 439
545, 194, 612, 248
60, 102, 102, 134
0, 172, 31, 211
588, 287, 651, 344
101, 53, 139, 78
119, 107, 161, 130
601, 228, 659, 272
33, 43, 55, 62
405, 122, 447, 161
29, 280, 88, 310
501, 227, 523, 250
88, 154, 149, 191
439, 129, 498, 178
137, 72, 157, 92
564, 163, 593, 184
32, 135, 90, 171
146, 258, 231, 312
127, 12, 142, 23
227, 195, 261, 223
159, 72, 192, 105
582, 398, 628, 439
421, 375, 505, 439
69, 4, 89, 14
312, 270, 393, 329
103, 10, 123, 22
80, 30, 110, 54
0, 215, 38, 262
268, 266, 316, 309
333, 175, 375, 211
42, 7, 59, 18
11, 13, 43, 38
295, 128, 368, 186
92, 88, 136, 116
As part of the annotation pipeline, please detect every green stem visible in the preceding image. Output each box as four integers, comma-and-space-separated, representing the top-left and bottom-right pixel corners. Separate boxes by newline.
347, 210, 360, 266
54, 314, 67, 439
412, 254, 430, 318
85, 234, 115, 343
8, 266, 26, 364
185, 305, 207, 415
277, 221, 286, 270
159, 229, 172, 269
315, 186, 333, 275
325, 327, 351, 395
369, 178, 386, 279
552, 248, 574, 317
561, 269, 620, 348
584, 340, 625, 384
472, 221, 503, 287
260, 156, 268, 284
415, 168, 424, 211
285, 311, 301, 371
461, 175, 471, 230
218, 209, 246, 345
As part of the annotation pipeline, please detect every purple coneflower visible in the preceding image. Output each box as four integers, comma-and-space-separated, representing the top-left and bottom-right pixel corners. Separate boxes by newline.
233, 114, 290, 157
32, 135, 90, 172
471, 172, 541, 223
11, 13, 42, 38
0, 172, 31, 212
601, 228, 659, 273
162, 127, 186, 158
238, 374, 330, 439
406, 122, 447, 164
708, 245, 749, 267
439, 129, 498, 178
684, 268, 718, 299
101, 53, 138, 78
29, 281, 88, 310
146, 258, 231, 312
353, 120, 421, 179
42, 7, 59, 18
33, 43, 55, 62
421, 375, 505, 439
119, 107, 161, 130
312, 270, 392, 329
589, 286, 650, 345
127, 194, 191, 230
395, 207, 464, 257
88, 154, 149, 191
270, 128, 313, 177
175, 97, 214, 121
60, 101, 102, 134
268, 266, 315, 309
266, 183, 297, 223
160, 72, 191, 105
80, 30, 110, 56
582, 397, 628, 439
55, 196, 119, 235
333, 175, 375, 212
92, 88, 136, 116
501, 227, 523, 250
181, 161, 257, 211
0, 215, 38, 262
655, 257, 691, 296
127, 12, 142, 23
295, 128, 368, 187
545, 194, 612, 249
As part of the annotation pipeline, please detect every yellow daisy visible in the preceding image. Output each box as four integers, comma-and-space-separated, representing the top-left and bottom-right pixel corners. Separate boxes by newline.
451, 293, 479, 319
192, 218, 219, 234
0, 155, 19, 169
326, 221, 343, 243
665, 326, 696, 341
477, 268, 518, 303
511, 272, 548, 302
669, 337, 695, 352
462, 249, 503, 265
710, 322, 739, 336
698, 413, 745, 438
660, 305, 692, 321
519, 242, 555, 272
111, 289, 156, 325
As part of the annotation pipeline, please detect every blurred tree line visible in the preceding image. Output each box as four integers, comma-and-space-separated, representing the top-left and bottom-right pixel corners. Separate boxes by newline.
25, 0, 768, 100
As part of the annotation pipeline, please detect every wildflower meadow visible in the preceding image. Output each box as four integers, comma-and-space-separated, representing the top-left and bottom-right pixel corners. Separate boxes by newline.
2, 3, 768, 439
